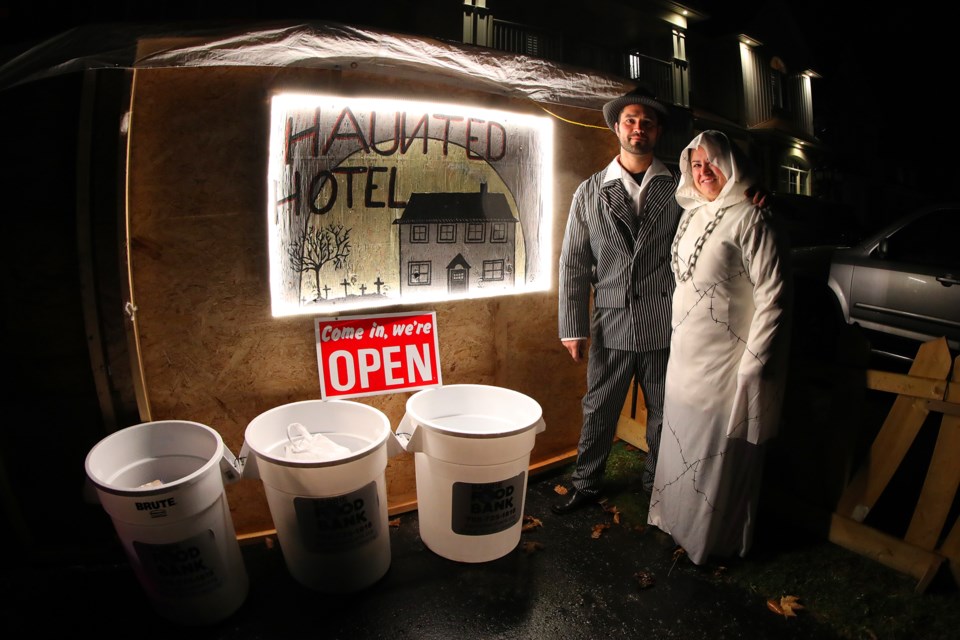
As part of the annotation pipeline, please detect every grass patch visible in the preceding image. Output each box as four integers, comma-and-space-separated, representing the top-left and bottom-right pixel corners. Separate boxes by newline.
593, 440, 959, 640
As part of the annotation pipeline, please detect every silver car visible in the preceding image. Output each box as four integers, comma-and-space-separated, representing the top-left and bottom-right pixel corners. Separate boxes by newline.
827, 204, 960, 353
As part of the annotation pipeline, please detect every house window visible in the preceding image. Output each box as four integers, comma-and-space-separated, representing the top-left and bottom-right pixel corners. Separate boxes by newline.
438, 223, 456, 243
491, 222, 507, 242
466, 222, 485, 242
779, 158, 810, 195
411, 224, 428, 243
770, 57, 787, 110
408, 261, 431, 286
882, 208, 960, 268
483, 259, 505, 281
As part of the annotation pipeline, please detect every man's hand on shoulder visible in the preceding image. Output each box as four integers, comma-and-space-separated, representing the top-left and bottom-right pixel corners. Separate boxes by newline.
745, 185, 771, 208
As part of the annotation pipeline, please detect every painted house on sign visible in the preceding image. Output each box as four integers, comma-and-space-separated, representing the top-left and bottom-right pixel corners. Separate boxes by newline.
393, 183, 518, 296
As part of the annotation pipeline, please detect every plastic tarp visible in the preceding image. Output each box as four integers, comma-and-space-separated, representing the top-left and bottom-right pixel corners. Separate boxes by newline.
0, 21, 635, 110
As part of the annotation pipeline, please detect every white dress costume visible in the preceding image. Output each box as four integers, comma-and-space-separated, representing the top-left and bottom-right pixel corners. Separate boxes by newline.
647, 131, 791, 565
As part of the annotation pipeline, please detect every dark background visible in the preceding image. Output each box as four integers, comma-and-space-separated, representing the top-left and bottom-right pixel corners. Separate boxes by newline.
2, 0, 952, 229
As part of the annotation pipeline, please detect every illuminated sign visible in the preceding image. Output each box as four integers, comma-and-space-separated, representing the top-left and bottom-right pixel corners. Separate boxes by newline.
267, 94, 554, 316
314, 311, 441, 399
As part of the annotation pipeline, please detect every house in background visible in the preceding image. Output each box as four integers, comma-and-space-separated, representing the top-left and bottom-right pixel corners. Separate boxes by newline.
462, 0, 707, 162
462, 0, 833, 204
685, 2, 827, 200
393, 183, 518, 297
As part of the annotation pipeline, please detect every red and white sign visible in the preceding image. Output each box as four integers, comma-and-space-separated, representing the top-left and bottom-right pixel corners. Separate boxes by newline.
315, 311, 442, 399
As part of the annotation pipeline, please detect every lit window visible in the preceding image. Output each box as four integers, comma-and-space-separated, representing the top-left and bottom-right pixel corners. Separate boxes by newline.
779, 158, 810, 195
408, 261, 431, 285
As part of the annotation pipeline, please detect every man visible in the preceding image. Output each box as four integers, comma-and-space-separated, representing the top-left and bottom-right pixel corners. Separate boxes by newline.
553, 86, 679, 514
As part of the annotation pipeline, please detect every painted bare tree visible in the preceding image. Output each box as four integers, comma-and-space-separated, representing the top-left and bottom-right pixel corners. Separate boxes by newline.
288, 223, 352, 300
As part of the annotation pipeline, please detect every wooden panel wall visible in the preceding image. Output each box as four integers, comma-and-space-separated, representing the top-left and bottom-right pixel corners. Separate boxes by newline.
126, 66, 616, 536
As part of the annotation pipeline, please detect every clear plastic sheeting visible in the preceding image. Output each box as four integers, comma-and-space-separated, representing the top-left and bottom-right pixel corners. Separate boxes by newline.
0, 21, 634, 110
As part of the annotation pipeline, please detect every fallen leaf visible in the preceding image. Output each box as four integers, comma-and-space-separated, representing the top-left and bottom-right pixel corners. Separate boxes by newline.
591, 523, 610, 539
554, 485, 569, 496
522, 515, 543, 532
633, 571, 655, 589
521, 541, 544, 554
767, 595, 804, 618
780, 595, 804, 617
668, 547, 686, 576
388, 518, 401, 528
602, 503, 621, 524
766, 599, 783, 616
713, 565, 727, 578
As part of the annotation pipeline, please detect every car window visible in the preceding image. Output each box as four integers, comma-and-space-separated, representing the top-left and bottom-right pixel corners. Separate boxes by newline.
769, 195, 861, 248
880, 209, 960, 270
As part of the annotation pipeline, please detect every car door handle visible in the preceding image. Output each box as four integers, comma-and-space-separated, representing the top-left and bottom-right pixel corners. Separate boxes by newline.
937, 274, 960, 287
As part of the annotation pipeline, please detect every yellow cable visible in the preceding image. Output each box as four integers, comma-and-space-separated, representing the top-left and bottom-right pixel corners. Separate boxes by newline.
537, 104, 608, 129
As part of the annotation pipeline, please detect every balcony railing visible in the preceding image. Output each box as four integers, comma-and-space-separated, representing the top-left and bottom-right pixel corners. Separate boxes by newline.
628, 52, 677, 105
485, 20, 687, 108
491, 19, 562, 61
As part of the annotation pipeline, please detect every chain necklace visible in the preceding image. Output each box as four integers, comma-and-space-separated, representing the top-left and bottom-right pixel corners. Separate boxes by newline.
671, 207, 727, 282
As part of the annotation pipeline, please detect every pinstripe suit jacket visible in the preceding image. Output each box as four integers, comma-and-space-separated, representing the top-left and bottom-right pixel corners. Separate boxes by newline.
558, 157, 682, 352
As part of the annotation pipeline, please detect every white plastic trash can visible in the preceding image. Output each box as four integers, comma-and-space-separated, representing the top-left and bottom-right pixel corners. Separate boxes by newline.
84, 420, 249, 626
396, 384, 546, 563
241, 399, 400, 593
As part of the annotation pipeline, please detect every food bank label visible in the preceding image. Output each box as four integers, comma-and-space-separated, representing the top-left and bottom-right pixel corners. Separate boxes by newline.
450, 472, 525, 536
133, 530, 226, 597
293, 481, 381, 552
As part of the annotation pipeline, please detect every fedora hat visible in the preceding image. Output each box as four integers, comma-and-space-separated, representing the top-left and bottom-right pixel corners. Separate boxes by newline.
602, 86, 668, 132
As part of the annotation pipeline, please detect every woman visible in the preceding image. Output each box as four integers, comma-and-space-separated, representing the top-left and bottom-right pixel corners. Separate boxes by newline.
647, 130, 791, 565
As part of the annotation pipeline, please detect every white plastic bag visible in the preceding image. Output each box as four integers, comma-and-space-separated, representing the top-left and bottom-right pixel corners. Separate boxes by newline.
283, 422, 351, 461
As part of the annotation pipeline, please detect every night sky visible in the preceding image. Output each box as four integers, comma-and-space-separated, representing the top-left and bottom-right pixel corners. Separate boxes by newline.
787, 3, 952, 205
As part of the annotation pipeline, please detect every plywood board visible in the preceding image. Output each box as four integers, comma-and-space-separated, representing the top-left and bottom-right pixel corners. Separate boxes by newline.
125, 66, 616, 534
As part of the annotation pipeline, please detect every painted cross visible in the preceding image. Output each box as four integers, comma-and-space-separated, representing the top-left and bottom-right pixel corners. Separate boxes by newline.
322, 285, 331, 299
374, 276, 384, 294
341, 278, 351, 296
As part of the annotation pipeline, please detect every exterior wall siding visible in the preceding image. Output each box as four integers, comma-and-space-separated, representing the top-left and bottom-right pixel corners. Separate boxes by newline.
793, 74, 814, 137
741, 42, 767, 127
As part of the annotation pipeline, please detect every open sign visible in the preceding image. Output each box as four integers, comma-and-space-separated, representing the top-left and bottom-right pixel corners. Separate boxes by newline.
315, 311, 442, 399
